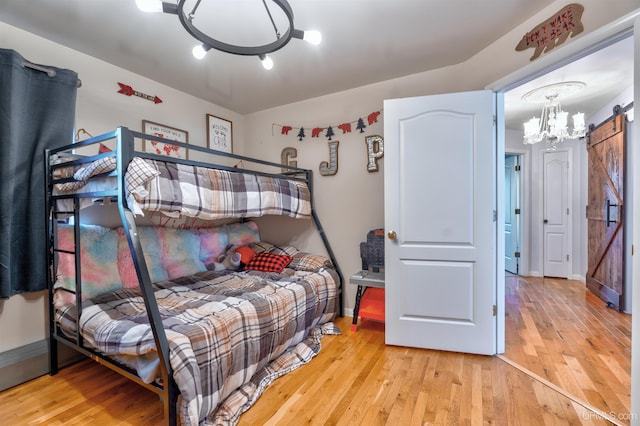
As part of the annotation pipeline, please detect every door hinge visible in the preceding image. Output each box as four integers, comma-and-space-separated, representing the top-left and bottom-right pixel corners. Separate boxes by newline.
493, 305, 497, 316
493, 210, 497, 222
566, 254, 570, 261
515, 208, 520, 215
514, 164, 521, 172
514, 251, 520, 258
567, 208, 570, 215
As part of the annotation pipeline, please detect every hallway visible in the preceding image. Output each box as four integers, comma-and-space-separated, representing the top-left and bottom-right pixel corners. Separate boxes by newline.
504, 275, 632, 423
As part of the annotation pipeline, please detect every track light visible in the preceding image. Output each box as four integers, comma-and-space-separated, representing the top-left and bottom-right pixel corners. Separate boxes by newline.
260, 54, 274, 70
137, 0, 321, 70
192, 44, 210, 60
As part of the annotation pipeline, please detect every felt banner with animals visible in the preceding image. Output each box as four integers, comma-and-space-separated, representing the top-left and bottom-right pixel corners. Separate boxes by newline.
274, 110, 382, 141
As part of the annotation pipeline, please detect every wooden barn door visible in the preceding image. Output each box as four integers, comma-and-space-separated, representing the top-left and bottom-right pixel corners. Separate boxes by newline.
585, 111, 625, 309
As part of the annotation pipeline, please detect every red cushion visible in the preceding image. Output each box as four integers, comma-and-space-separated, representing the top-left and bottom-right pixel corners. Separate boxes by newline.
244, 253, 292, 273
235, 245, 256, 264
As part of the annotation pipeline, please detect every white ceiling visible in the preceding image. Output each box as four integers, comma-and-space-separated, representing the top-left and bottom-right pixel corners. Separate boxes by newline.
0, 0, 633, 128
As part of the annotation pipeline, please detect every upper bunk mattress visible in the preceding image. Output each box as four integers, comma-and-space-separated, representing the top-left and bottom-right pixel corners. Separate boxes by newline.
139, 160, 312, 220
52, 155, 312, 221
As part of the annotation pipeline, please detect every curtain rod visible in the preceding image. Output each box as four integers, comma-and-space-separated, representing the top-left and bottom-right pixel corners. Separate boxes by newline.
20, 59, 82, 88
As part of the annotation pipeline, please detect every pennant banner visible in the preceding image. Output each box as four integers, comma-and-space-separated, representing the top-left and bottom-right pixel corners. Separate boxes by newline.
273, 109, 383, 141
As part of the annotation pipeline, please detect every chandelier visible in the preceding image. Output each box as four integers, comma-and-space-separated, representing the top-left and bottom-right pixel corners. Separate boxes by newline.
522, 81, 586, 146
136, 0, 321, 70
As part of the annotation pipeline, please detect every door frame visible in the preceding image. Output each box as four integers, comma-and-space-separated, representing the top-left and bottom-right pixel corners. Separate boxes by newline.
504, 154, 520, 275
487, 9, 639, 417
506, 149, 529, 277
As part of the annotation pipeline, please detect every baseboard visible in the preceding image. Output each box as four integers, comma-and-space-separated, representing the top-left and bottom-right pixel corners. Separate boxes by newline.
0, 339, 86, 392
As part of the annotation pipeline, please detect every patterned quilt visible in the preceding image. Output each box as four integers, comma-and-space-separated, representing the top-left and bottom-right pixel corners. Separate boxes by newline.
56, 268, 339, 425
137, 160, 312, 220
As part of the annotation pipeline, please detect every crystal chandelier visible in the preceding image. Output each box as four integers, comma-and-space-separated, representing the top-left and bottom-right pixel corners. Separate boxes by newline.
522, 82, 587, 146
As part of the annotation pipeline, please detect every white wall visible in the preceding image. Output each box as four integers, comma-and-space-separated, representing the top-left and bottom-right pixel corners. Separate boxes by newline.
245, 0, 640, 314
0, 23, 244, 353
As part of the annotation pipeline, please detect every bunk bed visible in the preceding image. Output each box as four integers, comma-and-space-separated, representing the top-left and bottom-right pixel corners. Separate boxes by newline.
45, 127, 343, 425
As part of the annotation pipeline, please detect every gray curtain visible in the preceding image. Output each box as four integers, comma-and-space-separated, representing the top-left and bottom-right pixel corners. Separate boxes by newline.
0, 49, 78, 299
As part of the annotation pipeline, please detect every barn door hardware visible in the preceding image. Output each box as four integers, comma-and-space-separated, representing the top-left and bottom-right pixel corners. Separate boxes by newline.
606, 199, 618, 227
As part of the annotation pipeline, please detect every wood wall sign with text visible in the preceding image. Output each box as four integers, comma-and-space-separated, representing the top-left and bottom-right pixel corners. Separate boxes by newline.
515, 3, 584, 61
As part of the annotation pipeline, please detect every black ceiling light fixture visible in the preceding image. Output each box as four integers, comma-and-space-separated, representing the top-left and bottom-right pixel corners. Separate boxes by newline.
136, 0, 321, 70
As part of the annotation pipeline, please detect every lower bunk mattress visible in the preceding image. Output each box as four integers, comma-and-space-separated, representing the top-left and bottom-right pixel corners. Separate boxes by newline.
55, 267, 340, 425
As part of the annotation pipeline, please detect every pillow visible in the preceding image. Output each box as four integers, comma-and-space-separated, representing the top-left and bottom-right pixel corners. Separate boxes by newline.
226, 221, 260, 246
235, 245, 256, 264
288, 252, 333, 272
54, 181, 87, 191
266, 244, 300, 256
117, 226, 168, 287
251, 241, 274, 254
198, 226, 229, 265
125, 157, 161, 196
74, 156, 117, 181
51, 156, 86, 191
244, 253, 292, 273
51, 155, 79, 179
54, 224, 122, 303
158, 228, 206, 279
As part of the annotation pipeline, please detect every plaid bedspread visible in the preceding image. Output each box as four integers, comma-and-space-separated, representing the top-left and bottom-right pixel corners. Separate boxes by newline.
56, 268, 339, 425
137, 160, 312, 220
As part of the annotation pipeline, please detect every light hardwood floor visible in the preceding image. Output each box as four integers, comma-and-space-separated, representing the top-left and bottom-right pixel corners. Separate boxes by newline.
0, 276, 631, 425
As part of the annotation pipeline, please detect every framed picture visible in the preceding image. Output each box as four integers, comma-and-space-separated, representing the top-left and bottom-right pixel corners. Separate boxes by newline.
206, 114, 233, 153
142, 120, 189, 159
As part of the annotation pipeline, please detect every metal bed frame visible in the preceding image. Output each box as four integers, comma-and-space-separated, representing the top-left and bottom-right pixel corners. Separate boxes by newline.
45, 126, 343, 425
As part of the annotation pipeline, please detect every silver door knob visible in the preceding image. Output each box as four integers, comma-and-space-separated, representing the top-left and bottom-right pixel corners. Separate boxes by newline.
387, 230, 397, 240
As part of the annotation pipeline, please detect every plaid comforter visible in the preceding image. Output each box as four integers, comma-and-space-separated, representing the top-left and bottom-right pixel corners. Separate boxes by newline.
137, 161, 312, 220
56, 268, 339, 425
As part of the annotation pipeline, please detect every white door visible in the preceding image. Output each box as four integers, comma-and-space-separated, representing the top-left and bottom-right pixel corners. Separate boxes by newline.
543, 150, 570, 278
383, 90, 497, 355
505, 155, 520, 274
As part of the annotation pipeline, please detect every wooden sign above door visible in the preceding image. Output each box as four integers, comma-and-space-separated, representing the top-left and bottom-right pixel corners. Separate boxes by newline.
515, 3, 584, 61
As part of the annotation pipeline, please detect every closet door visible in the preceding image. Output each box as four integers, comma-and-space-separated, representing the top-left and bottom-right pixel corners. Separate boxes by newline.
384, 90, 497, 355
586, 113, 625, 309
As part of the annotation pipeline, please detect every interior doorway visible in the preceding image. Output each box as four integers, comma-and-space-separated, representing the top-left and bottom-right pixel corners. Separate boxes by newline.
504, 154, 521, 275
499, 28, 635, 422
542, 149, 571, 278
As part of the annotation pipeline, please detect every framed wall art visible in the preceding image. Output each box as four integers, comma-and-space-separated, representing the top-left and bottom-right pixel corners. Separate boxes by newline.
206, 114, 232, 153
142, 120, 189, 159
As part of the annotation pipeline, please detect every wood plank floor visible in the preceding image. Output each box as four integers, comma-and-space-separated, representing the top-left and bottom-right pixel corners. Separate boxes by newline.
503, 275, 632, 424
0, 275, 631, 425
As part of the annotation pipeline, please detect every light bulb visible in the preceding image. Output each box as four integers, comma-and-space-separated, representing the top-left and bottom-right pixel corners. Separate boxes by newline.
192, 44, 209, 60
136, 0, 163, 13
260, 54, 274, 70
303, 30, 322, 45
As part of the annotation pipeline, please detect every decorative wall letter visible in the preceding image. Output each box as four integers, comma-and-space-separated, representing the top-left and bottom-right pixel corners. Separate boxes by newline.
281, 147, 298, 172
365, 135, 384, 172
319, 141, 339, 176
